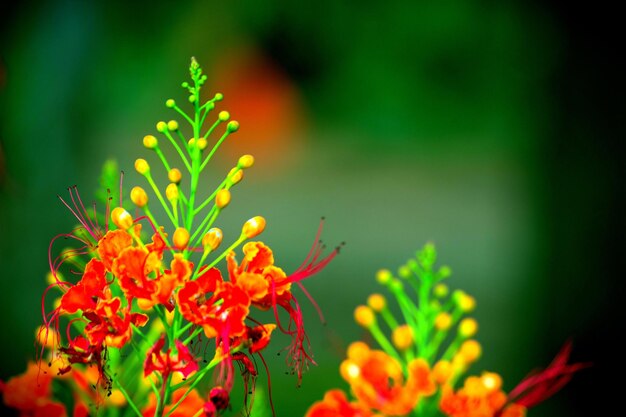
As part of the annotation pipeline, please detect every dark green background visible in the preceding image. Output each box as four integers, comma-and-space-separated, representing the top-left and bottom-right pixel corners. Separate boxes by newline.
1, 1, 621, 416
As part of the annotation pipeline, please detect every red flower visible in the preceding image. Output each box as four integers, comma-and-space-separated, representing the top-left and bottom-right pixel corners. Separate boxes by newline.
83, 297, 148, 348
59, 258, 108, 314
144, 335, 198, 378
305, 390, 374, 417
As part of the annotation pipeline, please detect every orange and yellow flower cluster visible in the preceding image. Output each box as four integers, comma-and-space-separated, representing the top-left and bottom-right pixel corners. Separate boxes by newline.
1, 58, 338, 417
305, 243, 585, 417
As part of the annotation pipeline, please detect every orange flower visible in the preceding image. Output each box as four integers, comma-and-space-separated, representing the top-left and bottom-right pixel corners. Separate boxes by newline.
0, 362, 67, 417
141, 387, 205, 417
340, 342, 435, 416
84, 297, 148, 348
97, 229, 133, 271
144, 335, 198, 378
305, 389, 375, 417
440, 372, 526, 417
59, 258, 109, 314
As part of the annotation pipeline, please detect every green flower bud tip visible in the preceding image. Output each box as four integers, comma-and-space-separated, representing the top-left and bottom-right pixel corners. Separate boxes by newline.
156, 121, 167, 132
219, 111, 230, 122
438, 266, 452, 279
181, 82, 189, 88
207, 102, 215, 111
398, 265, 411, 279
166, 99, 175, 108
227, 121, 239, 133
189, 95, 196, 103
214, 93, 223, 101
167, 120, 179, 131
389, 279, 403, 292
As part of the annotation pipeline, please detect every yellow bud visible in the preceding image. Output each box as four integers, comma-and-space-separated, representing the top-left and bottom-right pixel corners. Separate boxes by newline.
156, 121, 167, 132
143, 134, 158, 149
376, 269, 392, 284
111, 207, 133, 230
35, 325, 58, 348
434, 283, 449, 298
188, 138, 196, 147
167, 120, 179, 131
459, 318, 478, 338
130, 186, 148, 207
137, 298, 153, 311
168, 168, 182, 184
392, 325, 413, 350
367, 293, 386, 312
218, 110, 230, 121
107, 389, 127, 406
166, 183, 179, 201
340, 360, 361, 381
435, 312, 452, 330
202, 228, 223, 251
481, 372, 502, 391
237, 154, 255, 169
454, 290, 476, 312
46, 272, 59, 285
173, 227, 190, 250
459, 340, 482, 363
228, 167, 244, 185
135, 158, 150, 175
354, 305, 375, 327
215, 189, 231, 209
433, 360, 452, 384
196, 138, 207, 150
242, 216, 266, 239
346, 341, 370, 361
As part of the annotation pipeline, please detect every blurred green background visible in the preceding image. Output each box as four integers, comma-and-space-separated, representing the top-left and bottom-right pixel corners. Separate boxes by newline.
0, 1, 620, 416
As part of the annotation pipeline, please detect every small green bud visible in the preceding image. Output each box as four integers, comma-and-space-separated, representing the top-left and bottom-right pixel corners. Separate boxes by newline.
227, 121, 239, 133
434, 283, 449, 298
167, 120, 179, 131
398, 265, 411, 279
166, 99, 175, 108
438, 266, 452, 279
189, 95, 196, 103
214, 93, 223, 101
389, 279, 404, 292
219, 111, 230, 122
156, 121, 167, 132
181, 82, 189, 88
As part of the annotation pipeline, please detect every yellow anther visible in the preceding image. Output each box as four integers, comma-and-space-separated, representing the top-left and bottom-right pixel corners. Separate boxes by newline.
392, 325, 413, 350
434, 283, 449, 298
173, 227, 190, 250
135, 158, 150, 175
143, 135, 158, 149
215, 189, 231, 209
168, 168, 182, 184
432, 360, 452, 384
202, 228, 223, 251
166, 183, 179, 201
228, 167, 243, 185
156, 121, 167, 132
35, 325, 58, 348
435, 312, 453, 331
354, 305, 375, 328
111, 207, 133, 230
237, 154, 255, 169
242, 216, 266, 239
197, 138, 207, 150
130, 186, 148, 207
459, 318, 478, 338
367, 293, 386, 312
167, 120, 179, 131
459, 340, 482, 363
376, 269, 392, 285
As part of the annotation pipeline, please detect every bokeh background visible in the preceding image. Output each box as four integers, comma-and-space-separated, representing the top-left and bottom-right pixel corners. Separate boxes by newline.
0, 1, 621, 416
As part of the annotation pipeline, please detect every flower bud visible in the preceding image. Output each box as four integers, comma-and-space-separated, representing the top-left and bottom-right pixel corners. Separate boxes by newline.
242, 216, 266, 239
434, 283, 449, 298
202, 228, 223, 251
215, 189, 231, 209
398, 265, 411, 279
459, 340, 482, 363
167, 120, 179, 131
227, 121, 239, 133
218, 111, 230, 121
392, 325, 413, 350
435, 312, 452, 330
156, 121, 167, 132
35, 325, 58, 348
214, 93, 223, 101
228, 167, 243, 185
196, 138, 207, 150
481, 372, 503, 391
130, 186, 148, 207
168, 168, 182, 184
376, 269, 392, 285
354, 305, 375, 328
111, 207, 133, 230
453, 290, 476, 312
143, 135, 158, 149
459, 318, 478, 338
237, 155, 254, 169
166, 183, 179, 201
173, 227, 190, 250
433, 360, 452, 384
135, 158, 150, 175
367, 293, 386, 312
165, 99, 175, 108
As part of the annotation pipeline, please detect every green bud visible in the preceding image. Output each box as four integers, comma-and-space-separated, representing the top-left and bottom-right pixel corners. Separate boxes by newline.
227, 121, 239, 133
219, 111, 230, 122
166, 99, 175, 108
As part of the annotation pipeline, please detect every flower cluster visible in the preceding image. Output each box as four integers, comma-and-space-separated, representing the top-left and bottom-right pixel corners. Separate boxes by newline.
305, 243, 586, 417
1, 58, 339, 417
